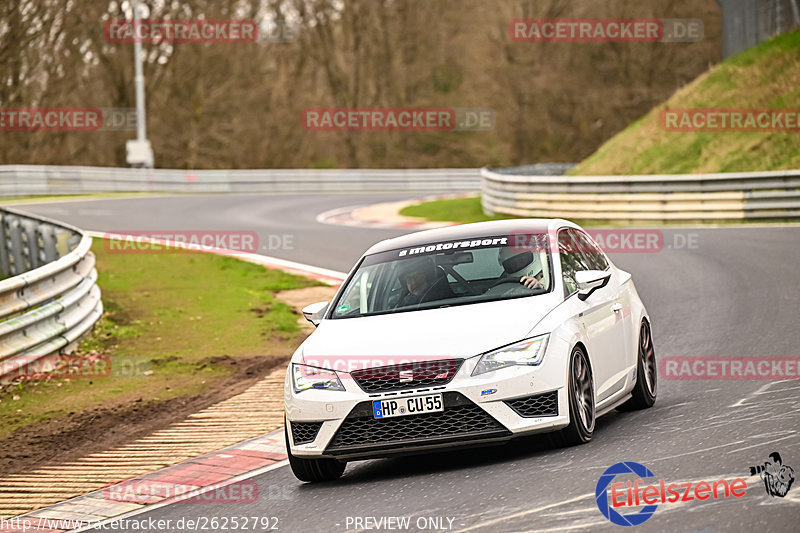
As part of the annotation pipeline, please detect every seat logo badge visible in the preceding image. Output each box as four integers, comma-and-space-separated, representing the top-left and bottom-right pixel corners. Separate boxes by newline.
399, 370, 414, 382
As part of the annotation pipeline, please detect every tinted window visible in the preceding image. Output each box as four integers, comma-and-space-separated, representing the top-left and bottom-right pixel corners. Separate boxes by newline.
573, 230, 609, 271
558, 230, 581, 295
559, 228, 609, 296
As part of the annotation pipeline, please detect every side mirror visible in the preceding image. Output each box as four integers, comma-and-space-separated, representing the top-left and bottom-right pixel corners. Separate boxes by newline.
302, 301, 328, 327
575, 270, 611, 301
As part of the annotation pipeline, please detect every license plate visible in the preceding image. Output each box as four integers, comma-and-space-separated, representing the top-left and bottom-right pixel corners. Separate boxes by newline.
372, 393, 443, 419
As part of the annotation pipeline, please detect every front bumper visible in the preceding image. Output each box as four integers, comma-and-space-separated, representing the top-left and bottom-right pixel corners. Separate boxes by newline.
284, 355, 570, 460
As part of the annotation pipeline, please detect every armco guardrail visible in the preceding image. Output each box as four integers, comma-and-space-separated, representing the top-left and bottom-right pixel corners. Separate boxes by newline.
0, 208, 102, 382
0, 165, 481, 195
482, 167, 800, 222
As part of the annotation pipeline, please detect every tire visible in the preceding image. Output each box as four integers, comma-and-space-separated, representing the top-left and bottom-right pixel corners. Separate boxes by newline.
551, 345, 595, 447
285, 423, 346, 482
618, 320, 657, 411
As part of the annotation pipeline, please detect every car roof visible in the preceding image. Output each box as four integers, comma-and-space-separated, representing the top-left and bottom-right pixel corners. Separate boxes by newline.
364, 218, 580, 255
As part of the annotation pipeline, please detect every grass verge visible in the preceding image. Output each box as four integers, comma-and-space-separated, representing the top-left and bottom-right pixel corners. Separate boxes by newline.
569, 30, 800, 175
0, 240, 321, 440
399, 196, 512, 224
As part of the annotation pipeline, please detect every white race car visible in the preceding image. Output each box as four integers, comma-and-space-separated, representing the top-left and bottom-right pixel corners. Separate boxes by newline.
284, 219, 656, 481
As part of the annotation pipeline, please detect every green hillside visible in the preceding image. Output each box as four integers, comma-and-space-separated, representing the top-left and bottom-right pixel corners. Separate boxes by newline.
570, 30, 800, 175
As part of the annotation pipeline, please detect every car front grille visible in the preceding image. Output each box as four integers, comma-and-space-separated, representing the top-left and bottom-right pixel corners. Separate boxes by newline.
325, 392, 510, 454
349, 358, 464, 393
291, 421, 323, 445
504, 390, 558, 417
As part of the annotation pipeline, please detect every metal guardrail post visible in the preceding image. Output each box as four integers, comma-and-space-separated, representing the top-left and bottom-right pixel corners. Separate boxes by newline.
480, 167, 800, 222
0, 165, 483, 195
0, 208, 103, 382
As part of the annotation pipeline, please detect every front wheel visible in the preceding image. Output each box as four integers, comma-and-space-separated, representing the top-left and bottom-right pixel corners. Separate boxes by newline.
618, 320, 657, 411
285, 423, 346, 482
551, 345, 595, 447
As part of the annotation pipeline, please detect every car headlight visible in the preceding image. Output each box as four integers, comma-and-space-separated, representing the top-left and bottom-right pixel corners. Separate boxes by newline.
472, 334, 550, 376
292, 364, 346, 392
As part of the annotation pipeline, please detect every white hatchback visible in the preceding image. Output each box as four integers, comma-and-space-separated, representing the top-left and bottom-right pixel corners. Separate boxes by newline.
284, 219, 657, 482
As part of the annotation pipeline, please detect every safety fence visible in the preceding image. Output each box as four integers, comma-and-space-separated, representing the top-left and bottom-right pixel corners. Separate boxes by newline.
718, 0, 800, 58
0, 208, 102, 382
481, 167, 800, 222
0, 165, 482, 195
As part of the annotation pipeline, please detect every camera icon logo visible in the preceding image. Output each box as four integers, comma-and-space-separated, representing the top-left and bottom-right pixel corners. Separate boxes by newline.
749, 452, 795, 498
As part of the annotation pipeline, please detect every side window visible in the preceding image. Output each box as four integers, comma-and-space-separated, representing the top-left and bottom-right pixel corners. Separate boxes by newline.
573, 231, 609, 271
559, 229, 607, 297
333, 264, 383, 316
334, 270, 368, 315
558, 230, 580, 296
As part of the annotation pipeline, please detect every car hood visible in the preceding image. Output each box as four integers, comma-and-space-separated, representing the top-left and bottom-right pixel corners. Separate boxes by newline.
299, 293, 560, 371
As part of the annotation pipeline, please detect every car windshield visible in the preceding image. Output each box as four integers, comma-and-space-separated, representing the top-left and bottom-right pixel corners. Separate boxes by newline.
330, 234, 552, 318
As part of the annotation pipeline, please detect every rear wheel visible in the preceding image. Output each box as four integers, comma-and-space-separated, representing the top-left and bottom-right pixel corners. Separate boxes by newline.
618, 320, 657, 411
285, 423, 346, 482
551, 346, 595, 447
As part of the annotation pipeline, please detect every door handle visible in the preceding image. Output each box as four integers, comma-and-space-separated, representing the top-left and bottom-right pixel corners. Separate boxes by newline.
611, 302, 623, 313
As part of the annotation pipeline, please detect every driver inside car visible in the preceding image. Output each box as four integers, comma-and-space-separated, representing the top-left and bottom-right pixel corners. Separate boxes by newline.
497, 247, 544, 289
395, 256, 454, 308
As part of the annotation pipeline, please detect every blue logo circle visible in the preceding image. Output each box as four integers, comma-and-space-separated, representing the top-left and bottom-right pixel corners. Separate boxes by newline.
595, 461, 658, 526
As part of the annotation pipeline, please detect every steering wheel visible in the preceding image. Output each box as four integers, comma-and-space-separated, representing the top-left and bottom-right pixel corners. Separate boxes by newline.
440, 264, 481, 296
488, 278, 523, 289
481, 279, 529, 298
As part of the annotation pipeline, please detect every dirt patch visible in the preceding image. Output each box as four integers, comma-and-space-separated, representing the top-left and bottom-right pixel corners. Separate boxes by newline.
0, 285, 338, 477
275, 285, 339, 333
249, 304, 272, 318
0, 354, 284, 477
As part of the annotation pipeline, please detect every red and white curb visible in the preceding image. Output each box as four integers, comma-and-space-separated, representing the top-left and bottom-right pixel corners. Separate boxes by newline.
3, 430, 287, 533
316, 204, 455, 230
316, 194, 470, 230
0, 234, 343, 531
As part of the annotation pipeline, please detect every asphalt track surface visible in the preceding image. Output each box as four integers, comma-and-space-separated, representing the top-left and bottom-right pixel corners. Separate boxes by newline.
16, 194, 800, 533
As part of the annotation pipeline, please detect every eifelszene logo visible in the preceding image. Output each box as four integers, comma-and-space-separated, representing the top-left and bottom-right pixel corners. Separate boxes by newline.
595, 462, 659, 526
595, 461, 747, 526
